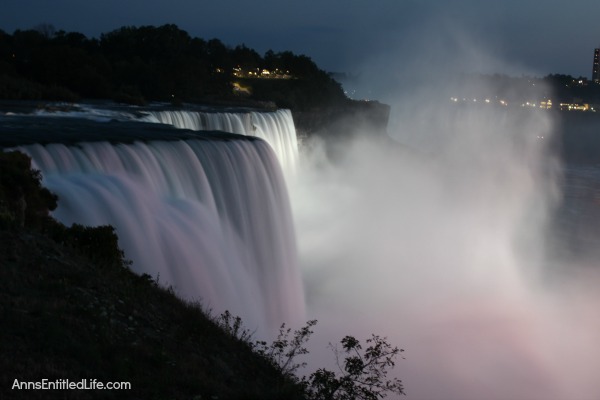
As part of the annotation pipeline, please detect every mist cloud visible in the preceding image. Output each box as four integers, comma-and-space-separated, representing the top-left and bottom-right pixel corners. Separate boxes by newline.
290, 23, 600, 399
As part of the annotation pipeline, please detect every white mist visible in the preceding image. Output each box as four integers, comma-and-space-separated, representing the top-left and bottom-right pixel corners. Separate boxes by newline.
290, 22, 600, 399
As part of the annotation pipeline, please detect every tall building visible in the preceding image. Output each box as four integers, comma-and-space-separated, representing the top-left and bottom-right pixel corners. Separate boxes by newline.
593, 48, 600, 83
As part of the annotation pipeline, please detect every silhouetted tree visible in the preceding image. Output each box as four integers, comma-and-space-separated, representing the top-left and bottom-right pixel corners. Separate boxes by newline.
217, 316, 405, 400
232, 44, 262, 69
305, 335, 405, 400
0, 151, 57, 229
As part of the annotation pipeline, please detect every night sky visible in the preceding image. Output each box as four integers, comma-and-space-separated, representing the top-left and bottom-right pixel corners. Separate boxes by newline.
2, 0, 600, 80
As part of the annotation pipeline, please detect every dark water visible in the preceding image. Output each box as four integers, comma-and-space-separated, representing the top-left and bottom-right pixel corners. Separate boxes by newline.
551, 164, 600, 265
547, 112, 600, 267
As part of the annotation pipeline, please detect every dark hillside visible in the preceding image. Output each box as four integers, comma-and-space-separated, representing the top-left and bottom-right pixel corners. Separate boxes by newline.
0, 151, 304, 400
0, 230, 304, 400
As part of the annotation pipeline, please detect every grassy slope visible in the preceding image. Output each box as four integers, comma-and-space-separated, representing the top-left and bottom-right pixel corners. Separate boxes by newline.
0, 227, 304, 400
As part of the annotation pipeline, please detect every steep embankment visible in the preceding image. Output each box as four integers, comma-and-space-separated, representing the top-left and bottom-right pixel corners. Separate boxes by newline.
0, 151, 304, 400
0, 228, 304, 400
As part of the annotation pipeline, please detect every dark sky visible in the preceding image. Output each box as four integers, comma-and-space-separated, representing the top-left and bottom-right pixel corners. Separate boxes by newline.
2, 0, 600, 79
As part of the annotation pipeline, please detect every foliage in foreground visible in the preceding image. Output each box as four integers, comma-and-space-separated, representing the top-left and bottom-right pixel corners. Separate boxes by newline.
0, 150, 57, 229
0, 151, 130, 269
216, 312, 406, 399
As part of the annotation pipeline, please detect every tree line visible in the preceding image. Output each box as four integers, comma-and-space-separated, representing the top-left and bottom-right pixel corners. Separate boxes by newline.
0, 24, 347, 110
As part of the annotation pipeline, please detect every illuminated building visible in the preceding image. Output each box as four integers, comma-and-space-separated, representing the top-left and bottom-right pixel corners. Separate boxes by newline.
559, 102, 590, 111
593, 48, 600, 83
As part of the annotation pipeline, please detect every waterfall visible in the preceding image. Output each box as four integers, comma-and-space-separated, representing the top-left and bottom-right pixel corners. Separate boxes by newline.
19, 136, 305, 333
142, 109, 299, 174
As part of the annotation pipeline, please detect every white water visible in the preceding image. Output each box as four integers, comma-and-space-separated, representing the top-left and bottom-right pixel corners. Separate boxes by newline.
27, 104, 299, 174
19, 137, 305, 334
142, 109, 299, 174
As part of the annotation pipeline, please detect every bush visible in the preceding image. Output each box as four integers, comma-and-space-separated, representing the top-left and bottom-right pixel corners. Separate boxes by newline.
0, 150, 130, 269
54, 224, 131, 268
0, 74, 43, 99
304, 335, 405, 400
216, 314, 405, 399
0, 150, 58, 229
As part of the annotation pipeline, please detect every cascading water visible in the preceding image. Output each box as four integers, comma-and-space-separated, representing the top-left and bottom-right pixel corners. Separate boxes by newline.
17, 134, 305, 334
141, 109, 299, 174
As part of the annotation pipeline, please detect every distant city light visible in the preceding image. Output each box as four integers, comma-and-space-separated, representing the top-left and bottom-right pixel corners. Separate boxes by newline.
559, 102, 590, 111
230, 66, 293, 79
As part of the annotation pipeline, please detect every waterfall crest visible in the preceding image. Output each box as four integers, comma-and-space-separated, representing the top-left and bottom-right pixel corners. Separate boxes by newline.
142, 109, 299, 173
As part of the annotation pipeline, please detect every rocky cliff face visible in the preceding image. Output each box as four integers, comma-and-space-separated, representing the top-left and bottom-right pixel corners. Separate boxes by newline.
291, 99, 391, 159
292, 99, 390, 139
